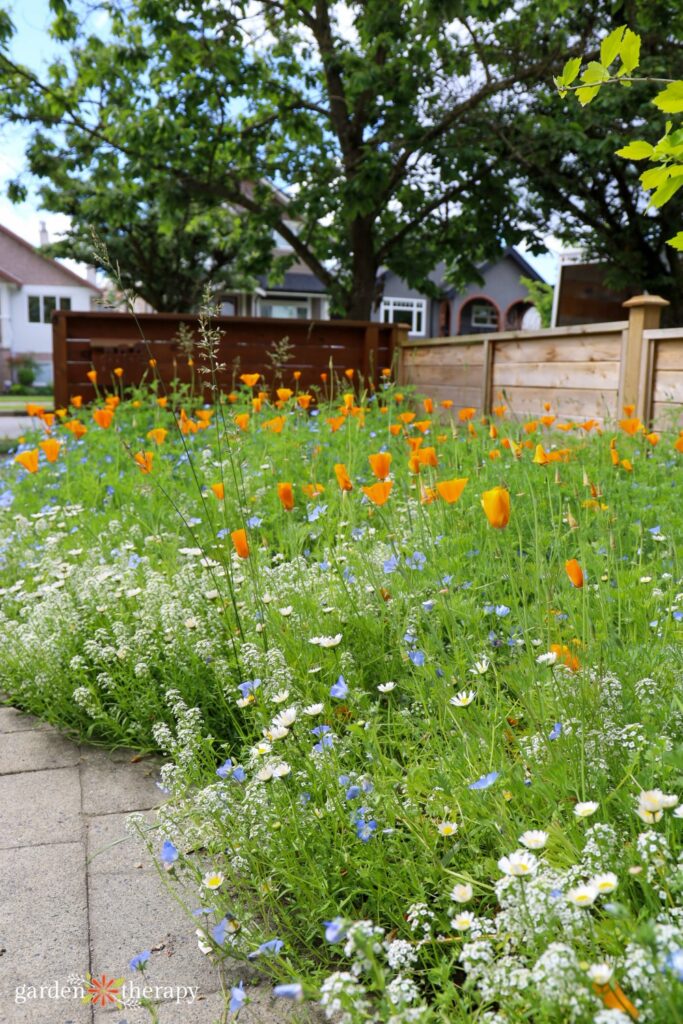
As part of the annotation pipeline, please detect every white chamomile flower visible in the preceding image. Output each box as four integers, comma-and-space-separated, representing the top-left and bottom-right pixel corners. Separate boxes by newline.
451, 912, 474, 931
279, 606, 293, 616
265, 726, 289, 742
437, 821, 458, 837
309, 634, 342, 648
674, 806, 683, 819
450, 883, 473, 903
236, 695, 255, 709
271, 689, 290, 704
536, 651, 558, 665
639, 576, 652, 584
251, 740, 272, 757
272, 762, 291, 778
498, 850, 538, 878
587, 963, 613, 985
303, 703, 324, 716
470, 657, 490, 675
450, 690, 476, 707
574, 800, 599, 818
256, 764, 275, 782
566, 883, 598, 907
202, 871, 225, 890
519, 830, 548, 850
273, 708, 297, 729
591, 872, 618, 894
378, 682, 396, 693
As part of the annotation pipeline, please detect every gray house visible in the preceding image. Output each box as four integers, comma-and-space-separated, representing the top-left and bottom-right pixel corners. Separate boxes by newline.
220, 242, 542, 337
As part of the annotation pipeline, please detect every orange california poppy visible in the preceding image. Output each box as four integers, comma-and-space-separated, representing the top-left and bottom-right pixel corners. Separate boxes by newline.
543, 401, 551, 412
533, 444, 550, 465
565, 559, 584, 588
418, 446, 438, 468
226, 391, 237, 403
621, 458, 633, 472
147, 428, 168, 445
39, 439, 61, 463
674, 436, 683, 453
240, 373, 260, 387
293, 370, 302, 381
619, 417, 643, 436
156, 396, 168, 409
394, 393, 404, 404
86, 369, 97, 385
413, 419, 432, 434
234, 413, 250, 431
327, 416, 346, 433
523, 420, 538, 434
196, 409, 214, 423
489, 424, 498, 439
423, 398, 434, 414
342, 393, 355, 410
277, 388, 293, 402
645, 432, 659, 446
334, 463, 353, 491
580, 419, 598, 432
550, 643, 580, 671
406, 437, 423, 452
593, 981, 639, 1019
65, 419, 87, 439
389, 424, 402, 436
93, 408, 114, 429
622, 404, 636, 417
262, 416, 286, 434
105, 395, 120, 410
421, 485, 438, 504
369, 452, 392, 480
131, 400, 141, 408
134, 451, 154, 474
252, 397, 262, 413
540, 415, 556, 427
26, 403, 45, 417
149, 358, 157, 369
440, 399, 454, 410
381, 367, 391, 377
302, 483, 325, 498
556, 422, 574, 431
481, 486, 510, 528
362, 481, 392, 506
211, 482, 225, 501
231, 528, 249, 558
320, 372, 328, 383
436, 477, 468, 504
489, 448, 501, 460
398, 411, 416, 425
493, 405, 506, 417
114, 367, 124, 378
458, 407, 476, 422
55, 407, 67, 420
71, 395, 83, 408
277, 482, 294, 510
15, 449, 39, 473
40, 412, 55, 430
297, 394, 312, 410
509, 439, 523, 458
344, 368, 354, 380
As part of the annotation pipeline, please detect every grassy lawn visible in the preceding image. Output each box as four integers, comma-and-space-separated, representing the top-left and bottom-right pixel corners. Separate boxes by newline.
0, 394, 54, 413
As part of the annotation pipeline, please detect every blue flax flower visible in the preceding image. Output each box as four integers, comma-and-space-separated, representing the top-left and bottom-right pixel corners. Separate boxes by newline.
330, 676, 348, 699
469, 771, 500, 790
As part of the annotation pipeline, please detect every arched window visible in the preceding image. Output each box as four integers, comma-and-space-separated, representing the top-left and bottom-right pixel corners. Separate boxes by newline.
505, 300, 537, 331
458, 297, 500, 335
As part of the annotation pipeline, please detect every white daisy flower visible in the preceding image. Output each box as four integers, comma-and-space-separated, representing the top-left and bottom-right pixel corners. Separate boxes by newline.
271, 689, 290, 704
566, 883, 598, 907
574, 801, 599, 818
591, 872, 618, 894
536, 651, 558, 665
450, 690, 476, 707
273, 708, 297, 729
450, 883, 473, 903
309, 634, 342, 648
587, 963, 613, 985
378, 682, 396, 693
451, 912, 474, 931
498, 850, 538, 877
303, 703, 324, 716
202, 871, 225, 890
519, 830, 548, 849
470, 657, 490, 675
437, 822, 458, 837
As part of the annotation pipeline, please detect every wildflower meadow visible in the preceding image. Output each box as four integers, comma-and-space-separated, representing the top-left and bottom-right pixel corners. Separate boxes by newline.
2, 340, 683, 1024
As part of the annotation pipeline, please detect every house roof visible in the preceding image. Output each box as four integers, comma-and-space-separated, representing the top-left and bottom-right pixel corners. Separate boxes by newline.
257, 271, 328, 295
0, 223, 100, 291
0, 265, 22, 286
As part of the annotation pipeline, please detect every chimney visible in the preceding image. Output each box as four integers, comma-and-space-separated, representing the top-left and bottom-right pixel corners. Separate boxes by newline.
87, 266, 98, 285
39, 221, 49, 247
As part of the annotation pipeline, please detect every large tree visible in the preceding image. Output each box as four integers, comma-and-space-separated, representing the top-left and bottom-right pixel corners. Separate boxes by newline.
0, 0, 572, 318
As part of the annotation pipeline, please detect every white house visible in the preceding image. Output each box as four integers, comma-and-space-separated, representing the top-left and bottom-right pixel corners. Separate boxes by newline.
0, 223, 99, 387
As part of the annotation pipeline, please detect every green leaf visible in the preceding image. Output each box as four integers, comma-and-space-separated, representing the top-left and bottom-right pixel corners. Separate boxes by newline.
653, 81, 683, 114
582, 61, 609, 85
648, 175, 683, 208
600, 25, 626, 68
619, 29, 641, 74
615, 140, 654, 160
576, 85, 601, 106
553, 75, 568, 99
667, 231, 683, 251
561, 57, 582, 87
640, 166, 671, 190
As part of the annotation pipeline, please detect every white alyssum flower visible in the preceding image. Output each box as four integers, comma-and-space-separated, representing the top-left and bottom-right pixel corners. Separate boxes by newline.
519, 830, 548, 849
498, 850, 538, 878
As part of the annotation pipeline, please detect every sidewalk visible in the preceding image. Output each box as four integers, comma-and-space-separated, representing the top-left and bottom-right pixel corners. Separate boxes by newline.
0, 707, 298, 1024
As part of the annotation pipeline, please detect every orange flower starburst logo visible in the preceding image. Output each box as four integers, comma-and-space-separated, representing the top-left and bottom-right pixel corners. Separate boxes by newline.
83, 973, 124, 1008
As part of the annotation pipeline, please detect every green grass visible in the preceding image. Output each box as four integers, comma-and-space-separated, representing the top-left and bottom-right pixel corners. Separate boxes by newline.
1, 377, 682, 1022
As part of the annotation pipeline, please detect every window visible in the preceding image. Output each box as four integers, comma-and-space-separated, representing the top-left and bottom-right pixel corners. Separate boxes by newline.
27, 295, 71, 323
260, 298, 310, 319
380, 297, 427, 337
470, 302, 498, 328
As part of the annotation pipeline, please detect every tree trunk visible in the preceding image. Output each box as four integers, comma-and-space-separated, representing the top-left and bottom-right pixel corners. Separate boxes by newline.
341, 217, 379, 321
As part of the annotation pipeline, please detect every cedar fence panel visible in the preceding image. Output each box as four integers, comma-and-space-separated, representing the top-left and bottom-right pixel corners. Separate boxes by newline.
641, 327, 683, 430
52, 311, 407, 407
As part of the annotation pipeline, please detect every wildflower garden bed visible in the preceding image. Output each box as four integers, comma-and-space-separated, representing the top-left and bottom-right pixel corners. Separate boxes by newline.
2, 371, 683, 1023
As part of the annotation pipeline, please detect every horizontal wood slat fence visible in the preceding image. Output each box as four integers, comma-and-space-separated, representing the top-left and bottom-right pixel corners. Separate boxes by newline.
52, 311, 405, 408
400, 295, 683, 427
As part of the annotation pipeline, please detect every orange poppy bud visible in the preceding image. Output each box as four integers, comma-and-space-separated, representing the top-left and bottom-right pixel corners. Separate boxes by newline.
211, 482, 225, 500
423, 398, 433, 414
420, 485, 438, 503
134, 451, 154, 474
276, 388, 293, 402
320, 372, 328, 383
489, 424, 498, 439
394, 393, 404, 404
105, 396, 120, 410
234, 413, 250, 431
440, 399, 454, 409
15, 448, 39, 473
343, 393, 355, 410
297, 394, 312, 410
293, 370, 302, 381
157, 396, 168, 408
187, 358, 194, 368
231, 528, 249, 559
277, 482, 294, 510
593, 981, 639, 1019
493, 405, 506, 417
674, 436, 683, 453
489, 449, 501, 460
334, 463, 353, 491
344, 368, 354, 380
381, 367, 391, 377
467, 421, 477, 437
39, 439, 61, 463
226, 391, 237, 403
565, 558, 584, 588
368, 452, 392, 480
71, 395, 83, 408
622, 404, 636, 417
543, 402, 551, 411
610, 447, 620, 465
114, 367, 124, 378
621, 458, 633, 471
362, 481, 392, 506
458, 406, 476, 421
86, 369, 97, 385
436, 477, 468, 504
252, 397, 262, 413
240, 373, 260, 387
147, 428, 168, 445
379, 405, 388, 414
481, 486, 510, 528
93, 408, 114, 429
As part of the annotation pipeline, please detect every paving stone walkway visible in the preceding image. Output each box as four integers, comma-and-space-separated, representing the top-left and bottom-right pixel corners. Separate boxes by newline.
0, 706, 301, 1024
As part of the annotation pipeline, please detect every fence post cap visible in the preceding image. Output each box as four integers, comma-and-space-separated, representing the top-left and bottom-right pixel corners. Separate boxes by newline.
622, 294, 670, 309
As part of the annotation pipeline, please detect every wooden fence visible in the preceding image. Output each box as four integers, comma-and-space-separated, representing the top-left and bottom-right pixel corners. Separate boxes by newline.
400, 295, 683, 426
52, 311, 405, 407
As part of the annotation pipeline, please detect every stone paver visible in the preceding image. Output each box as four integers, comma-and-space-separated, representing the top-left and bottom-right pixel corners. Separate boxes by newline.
0, 713, 305, 1024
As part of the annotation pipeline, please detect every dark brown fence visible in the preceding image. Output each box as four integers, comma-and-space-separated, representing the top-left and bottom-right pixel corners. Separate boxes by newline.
52, 311, 407, 407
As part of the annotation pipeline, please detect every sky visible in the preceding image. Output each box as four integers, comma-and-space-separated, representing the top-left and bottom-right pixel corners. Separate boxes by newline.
0, 0, 560, 283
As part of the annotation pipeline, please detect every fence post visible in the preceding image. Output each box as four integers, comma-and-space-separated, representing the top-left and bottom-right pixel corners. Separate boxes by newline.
362, 323, 379, 389
52, 311, 68, 408
620, 295, 669, 418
